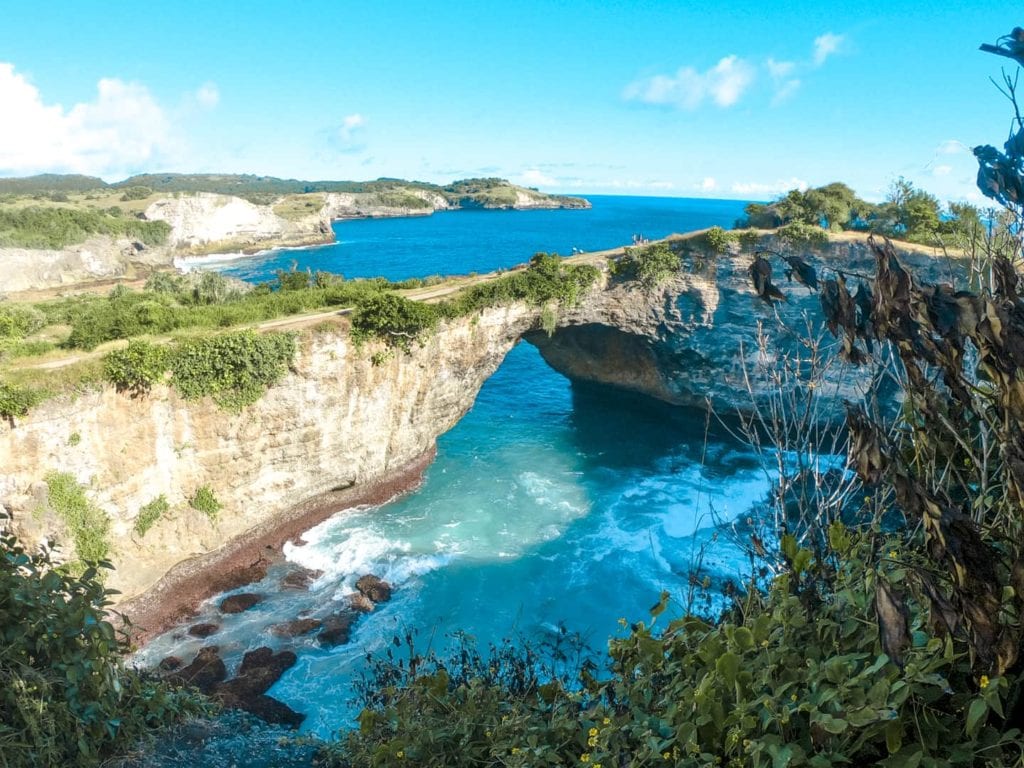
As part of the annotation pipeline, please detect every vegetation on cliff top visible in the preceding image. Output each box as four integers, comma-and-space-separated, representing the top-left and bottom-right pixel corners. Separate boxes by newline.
0, 205, 171, 250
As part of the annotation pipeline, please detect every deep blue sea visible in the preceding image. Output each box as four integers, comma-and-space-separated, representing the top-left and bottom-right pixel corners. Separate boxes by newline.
144, 195, 770, 737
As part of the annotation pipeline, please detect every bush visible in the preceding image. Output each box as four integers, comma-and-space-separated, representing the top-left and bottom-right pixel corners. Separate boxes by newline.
103, 340, 168, 395
0, 206, 170, 249
330, 528, 1022, 767
351, 294, 441, 351
189, 486, 221, 521
705, 225, 738, 254
609, 243, 681, 288
0, 382, 46, 422
168, 330, 296, 410
777, 222, 829, 249
42, 472, 110, 569
134, 495, 170, 537
119, 185, 152, 201
0, 519, 206, 766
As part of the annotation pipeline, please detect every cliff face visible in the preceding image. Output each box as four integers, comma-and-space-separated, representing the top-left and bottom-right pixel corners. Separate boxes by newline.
146, 193, 333, 254
529, 235, 956, 417
0, 305, 537, 611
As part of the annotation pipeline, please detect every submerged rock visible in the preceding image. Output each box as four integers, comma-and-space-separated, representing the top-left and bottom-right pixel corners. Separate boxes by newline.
188, 622, 220, 638
269, 617, 323, 638
280, 567, 323, 591
318, 611, 358, 647
208, 647, 305, 728
355, 574, 392, 604
158, 655, 182, 672
220, 592, 263, 614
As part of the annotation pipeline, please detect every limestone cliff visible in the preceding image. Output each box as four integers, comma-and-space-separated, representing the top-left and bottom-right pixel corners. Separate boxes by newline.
0, 305, 538, 623
528, 233, 956, 417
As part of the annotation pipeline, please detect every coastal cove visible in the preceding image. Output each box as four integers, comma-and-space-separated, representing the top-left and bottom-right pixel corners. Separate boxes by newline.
136, 195, 761, 735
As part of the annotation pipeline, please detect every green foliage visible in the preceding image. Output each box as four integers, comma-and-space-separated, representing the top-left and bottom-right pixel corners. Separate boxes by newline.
0, 520, 207, 767
0, 305, 46, 339
168, 330, 296, 410
134, 495, 170, 537
276, 267, 311, 291
330, 530, 1023, 767
103, 340, 169, 395
67, 432, 80, 447
43, 472, 110, 569
0, 206, 170, 249
118, 185, 152, 201
736, 228, 762, 251
609, 243, 682, 287
189, 486, 221, 521
705, 226, 739, 254
351, 294, 441, 352
0, 382, 46, 422
777, 221, 829, 249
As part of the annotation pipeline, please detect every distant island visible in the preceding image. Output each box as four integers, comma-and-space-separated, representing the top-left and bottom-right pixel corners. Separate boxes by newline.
0, 174, 590, 293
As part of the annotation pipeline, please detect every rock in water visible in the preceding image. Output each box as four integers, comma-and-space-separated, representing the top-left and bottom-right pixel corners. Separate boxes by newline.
318, 611, 358, 646
355, 574, 393, 604
167, 646, 227, 693
219, 592, 263, 614
280, 567, 323, 590
270, 617, 323, 637
187, 622, 220, 638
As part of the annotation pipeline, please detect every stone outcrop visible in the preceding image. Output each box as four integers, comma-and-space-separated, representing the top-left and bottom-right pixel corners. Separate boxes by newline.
528, 233, 955, 418
0, 304, 537, 637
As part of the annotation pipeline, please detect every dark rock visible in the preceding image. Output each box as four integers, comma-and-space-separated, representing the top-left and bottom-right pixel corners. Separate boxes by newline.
347, 592, 375, 613
216, 691, 306, 728
280, 567, 323, 590
270, 617, 323, 638
219, 592, 263, 614
318, 611, 357, 647
355, 574, 392, 604
158, 655, 182, 672
168, 646, 227, 693
225, 647, 298, 697
188, 622, 220, 638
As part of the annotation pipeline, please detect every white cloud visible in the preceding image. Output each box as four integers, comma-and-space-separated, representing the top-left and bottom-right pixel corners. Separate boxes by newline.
700, 177, 717, 191
0, 62, 176, 178
731, 177, 809, 196
195, 82, 220, 109
766, 58, 795, 79
519, 168, 558, 187
813, 33, 845, 66
624, 55, 756, 109
765, 58, 801, 104
932, 164, 953, 177
936, 139, 968, 155
332, 113, 367, 153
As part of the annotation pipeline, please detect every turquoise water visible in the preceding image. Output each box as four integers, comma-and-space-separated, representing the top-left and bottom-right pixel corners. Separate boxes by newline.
142, 195, 770, 737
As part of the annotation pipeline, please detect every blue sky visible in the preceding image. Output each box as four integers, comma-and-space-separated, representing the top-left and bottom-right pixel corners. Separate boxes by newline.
0, 1, 1019, 203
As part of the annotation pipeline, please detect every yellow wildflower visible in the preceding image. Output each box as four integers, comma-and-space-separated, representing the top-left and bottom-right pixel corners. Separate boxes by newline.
980, 675, 991, 689
662, 751, 671, 760
580, 754, 591, 763
511, 747, 520, 754
589, 727, 598, 737
397, 751, 405, 759
602, 717, 611, 726
790, 693, 798, 702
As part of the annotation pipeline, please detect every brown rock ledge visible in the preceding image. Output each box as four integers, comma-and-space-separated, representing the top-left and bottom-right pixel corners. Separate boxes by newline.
118, 446, 435, 646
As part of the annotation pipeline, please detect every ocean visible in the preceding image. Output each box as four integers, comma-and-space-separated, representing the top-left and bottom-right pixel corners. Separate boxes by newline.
140, 194, 769, 737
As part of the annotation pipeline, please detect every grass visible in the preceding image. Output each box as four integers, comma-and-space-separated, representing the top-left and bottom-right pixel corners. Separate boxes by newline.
189, 486, 221, 521
134, 495, 170, 537
43, 471, 110, 568
272, 193, 326, 221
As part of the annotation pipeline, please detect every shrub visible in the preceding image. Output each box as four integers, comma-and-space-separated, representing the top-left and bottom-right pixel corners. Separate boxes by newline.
736, 228, 762, 251
330, 528, 1022, 767
118, 185, 152, 201
0, 206, 170, 249
0, 382, 46, 422
42, 472, 110, 569
777, 221, 829, 249
0, 519, 207, 766
168, 330, 296, 410
189, 486, 221, 521
103, 340, 169, 395
351, 294, 441, 351
609, 243, 681, 288
704, 225, 738, 254
134, 494, 170, 537
0, 305, 46, 339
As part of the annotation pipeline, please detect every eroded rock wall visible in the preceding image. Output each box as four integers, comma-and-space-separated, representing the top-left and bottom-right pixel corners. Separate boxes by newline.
0, 305, 537, 609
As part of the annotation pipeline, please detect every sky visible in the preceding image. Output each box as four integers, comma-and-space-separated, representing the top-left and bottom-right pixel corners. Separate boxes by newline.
0, 1, 1020, 203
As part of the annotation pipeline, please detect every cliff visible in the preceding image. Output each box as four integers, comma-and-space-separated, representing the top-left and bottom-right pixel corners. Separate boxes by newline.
526, 232, 957, 418
0, 175, 589, 294
0, 304, 538, 632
